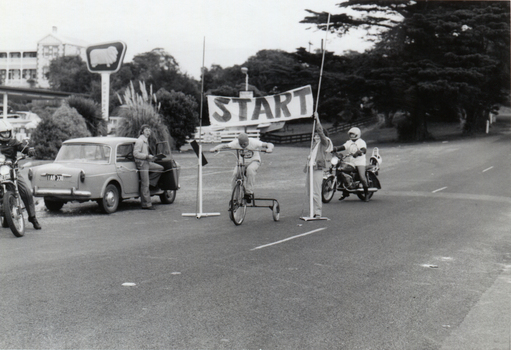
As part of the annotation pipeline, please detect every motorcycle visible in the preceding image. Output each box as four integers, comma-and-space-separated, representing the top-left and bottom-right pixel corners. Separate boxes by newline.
0, 153, 27, 237
322, 147, 382, 203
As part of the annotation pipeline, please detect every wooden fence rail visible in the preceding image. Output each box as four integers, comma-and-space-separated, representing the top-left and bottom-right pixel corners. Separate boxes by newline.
260, 117, 377, 144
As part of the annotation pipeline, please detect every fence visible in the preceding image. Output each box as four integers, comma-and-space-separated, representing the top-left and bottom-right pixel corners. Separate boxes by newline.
188, 116, 377, 144
190, 127, 260, 143
260, 116, 378, 144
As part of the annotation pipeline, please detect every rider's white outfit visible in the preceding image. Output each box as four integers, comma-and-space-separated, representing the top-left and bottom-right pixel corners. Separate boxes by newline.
342, 139, 367, 167
227, 138, 265, 194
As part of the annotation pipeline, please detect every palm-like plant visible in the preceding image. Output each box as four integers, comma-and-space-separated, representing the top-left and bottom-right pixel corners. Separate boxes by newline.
116, 81, 173, 154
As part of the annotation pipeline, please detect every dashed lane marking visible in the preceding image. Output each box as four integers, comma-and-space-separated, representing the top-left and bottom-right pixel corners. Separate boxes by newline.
432, 187, 448, 193
250, 227, 327, 251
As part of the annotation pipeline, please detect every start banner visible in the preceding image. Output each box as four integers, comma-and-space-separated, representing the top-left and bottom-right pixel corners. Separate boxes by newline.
207, 85, 313, 127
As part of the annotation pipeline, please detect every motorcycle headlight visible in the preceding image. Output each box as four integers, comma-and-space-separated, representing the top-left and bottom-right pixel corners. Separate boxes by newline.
330, 156, 339, 166
0, 165, 10, 176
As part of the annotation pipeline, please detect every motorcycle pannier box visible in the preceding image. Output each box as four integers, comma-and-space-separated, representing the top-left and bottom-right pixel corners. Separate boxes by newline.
156, 159, 180, 190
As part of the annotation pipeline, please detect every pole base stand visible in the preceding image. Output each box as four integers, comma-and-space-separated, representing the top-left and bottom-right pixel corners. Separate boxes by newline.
182, 212, 221, 219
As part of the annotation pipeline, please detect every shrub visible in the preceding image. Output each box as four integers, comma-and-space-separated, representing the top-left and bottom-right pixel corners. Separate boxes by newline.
156, 88, 199, 151
66, 96, 107, 136
30, 105, 91, 159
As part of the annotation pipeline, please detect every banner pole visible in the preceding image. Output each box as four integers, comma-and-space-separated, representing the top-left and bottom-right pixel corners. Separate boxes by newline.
183, 37, 220, 218
302, 12, 331, 222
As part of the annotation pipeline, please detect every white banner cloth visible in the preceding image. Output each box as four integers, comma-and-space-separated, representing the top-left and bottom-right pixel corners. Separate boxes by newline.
207, 85, 313, 127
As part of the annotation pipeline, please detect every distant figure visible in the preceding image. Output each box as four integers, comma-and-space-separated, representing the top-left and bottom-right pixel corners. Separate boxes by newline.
305, 113, 333, 217
134, 125, 163, 210
333, 127, 369, 201
0, 120, 41, 229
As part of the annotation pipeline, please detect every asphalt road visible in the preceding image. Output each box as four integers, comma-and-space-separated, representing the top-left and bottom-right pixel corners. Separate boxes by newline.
1, 123, 510, 349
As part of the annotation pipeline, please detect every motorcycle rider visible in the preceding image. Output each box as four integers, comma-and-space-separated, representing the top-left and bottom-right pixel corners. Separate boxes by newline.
333, 127, 370, 201
0, 120, 41, 229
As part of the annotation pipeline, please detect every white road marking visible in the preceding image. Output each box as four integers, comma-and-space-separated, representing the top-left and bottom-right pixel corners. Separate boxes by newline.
250, 227, 327, 251
482, 166, 494, 173
432, 187, 448, 193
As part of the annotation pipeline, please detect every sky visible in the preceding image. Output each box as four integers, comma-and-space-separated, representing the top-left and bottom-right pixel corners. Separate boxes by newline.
1, 0, 373, 79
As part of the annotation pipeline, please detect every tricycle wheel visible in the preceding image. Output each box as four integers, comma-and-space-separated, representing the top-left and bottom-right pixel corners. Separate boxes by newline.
229, 182, 246, 226
160, 190, 176, 204
272, 201, 280, 221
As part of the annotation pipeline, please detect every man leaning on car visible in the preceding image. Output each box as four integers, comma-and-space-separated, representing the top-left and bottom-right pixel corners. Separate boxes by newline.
133, 125, 163, 210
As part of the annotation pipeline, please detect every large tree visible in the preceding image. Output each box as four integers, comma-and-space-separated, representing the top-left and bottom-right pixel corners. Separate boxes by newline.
47, 56, 97, 93
302, 1, 510, 139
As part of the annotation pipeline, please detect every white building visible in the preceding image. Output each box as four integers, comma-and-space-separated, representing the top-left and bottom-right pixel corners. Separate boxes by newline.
0, 27, 88, 89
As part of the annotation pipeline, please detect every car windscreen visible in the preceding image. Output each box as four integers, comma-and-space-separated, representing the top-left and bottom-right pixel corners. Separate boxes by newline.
56, 144, 111, 164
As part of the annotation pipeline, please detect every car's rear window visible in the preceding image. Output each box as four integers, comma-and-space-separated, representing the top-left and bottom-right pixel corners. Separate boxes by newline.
56, 144, 111, 164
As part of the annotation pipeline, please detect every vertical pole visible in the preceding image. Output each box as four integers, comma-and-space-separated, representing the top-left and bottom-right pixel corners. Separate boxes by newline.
2, 93, 7, 119
182, 37, 220, 218
101, 73, 110, 121
198, 143, 203, 216
304, 12, 331, 221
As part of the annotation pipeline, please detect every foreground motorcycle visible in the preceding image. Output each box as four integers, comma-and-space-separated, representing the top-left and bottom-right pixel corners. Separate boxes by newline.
0, 153, 26, 237
322, 147, 382, 203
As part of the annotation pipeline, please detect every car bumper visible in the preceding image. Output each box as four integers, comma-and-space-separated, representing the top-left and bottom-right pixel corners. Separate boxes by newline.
33, 186, 92, 198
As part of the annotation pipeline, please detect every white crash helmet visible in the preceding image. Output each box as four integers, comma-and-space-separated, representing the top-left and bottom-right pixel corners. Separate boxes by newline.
348, 127, 361, 141
0, 120, 13, 142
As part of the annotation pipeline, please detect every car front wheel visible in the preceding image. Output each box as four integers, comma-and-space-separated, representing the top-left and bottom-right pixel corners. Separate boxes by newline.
98, 184, 120, 214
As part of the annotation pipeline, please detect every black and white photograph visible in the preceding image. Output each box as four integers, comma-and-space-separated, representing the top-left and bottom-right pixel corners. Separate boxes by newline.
0, 0, 510, 349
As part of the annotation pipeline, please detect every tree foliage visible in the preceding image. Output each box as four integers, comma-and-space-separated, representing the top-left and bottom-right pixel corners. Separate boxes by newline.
302, 0, 510, 139
156, 89, 199, 151
47, 56, 97, 93
31, 105, 91, 159
116, 82, 173, 154
65, 96, 106, 136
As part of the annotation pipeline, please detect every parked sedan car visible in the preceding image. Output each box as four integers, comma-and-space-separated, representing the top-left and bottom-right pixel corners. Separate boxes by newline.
29, 137, 179, 214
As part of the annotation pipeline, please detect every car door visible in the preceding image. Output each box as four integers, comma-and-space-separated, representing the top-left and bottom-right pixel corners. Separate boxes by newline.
115, 142, 140, 197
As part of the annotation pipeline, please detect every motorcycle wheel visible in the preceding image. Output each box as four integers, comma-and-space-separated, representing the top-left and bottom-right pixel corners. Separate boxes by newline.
159, 190, 176, 204
357, 173, 375, 202
321, 177, 336, 203
3, 190, 25, 237
229, 182, 246, 226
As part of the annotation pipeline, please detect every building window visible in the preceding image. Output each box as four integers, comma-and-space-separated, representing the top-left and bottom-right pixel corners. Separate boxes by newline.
9, 52, 21, 59
8, 69, 21, 79
0, 53, 7, 59
0, 70, 6, 82
42, 46, 59, 59
23, 52, 37, 58
23, 69, 37, 79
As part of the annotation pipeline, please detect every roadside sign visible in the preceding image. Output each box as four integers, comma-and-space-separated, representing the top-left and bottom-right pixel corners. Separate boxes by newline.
86, 42, 127, 73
